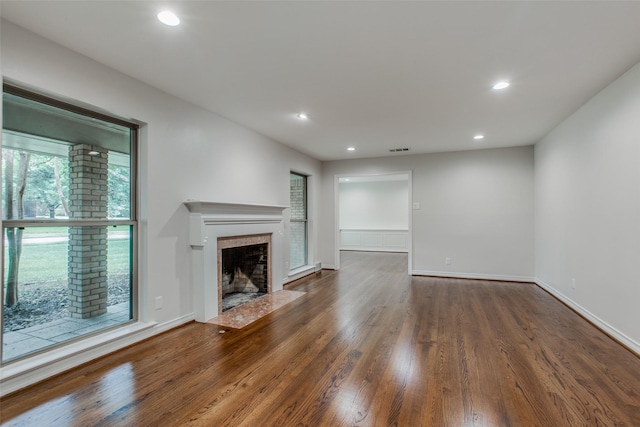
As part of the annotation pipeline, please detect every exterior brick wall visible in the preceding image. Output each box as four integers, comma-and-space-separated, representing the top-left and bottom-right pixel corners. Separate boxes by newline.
67, 144, 109, 318
290, 177, 305, 220
290, 174, 307, 269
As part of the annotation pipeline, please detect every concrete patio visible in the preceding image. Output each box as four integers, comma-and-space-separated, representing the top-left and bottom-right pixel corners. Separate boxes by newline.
2, 302, 130, 362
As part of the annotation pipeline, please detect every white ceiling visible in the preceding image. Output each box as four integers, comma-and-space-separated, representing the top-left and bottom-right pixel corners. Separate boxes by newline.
2, 1, 640, 161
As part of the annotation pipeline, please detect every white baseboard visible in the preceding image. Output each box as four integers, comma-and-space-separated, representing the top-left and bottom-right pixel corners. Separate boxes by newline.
341, 247, 408, 253
284, 265, 317, 284
412, 270, 535, 283
321, 264, 337, 270
535, 279, 640, 356
0, 313, 195, 396
340, 229, 409, 253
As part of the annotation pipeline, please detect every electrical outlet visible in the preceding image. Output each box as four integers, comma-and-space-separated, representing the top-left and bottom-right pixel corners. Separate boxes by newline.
571, 278, 576, 289
412, 202, 421, 210
445, 257, 452, 265
155, 296, 163, 310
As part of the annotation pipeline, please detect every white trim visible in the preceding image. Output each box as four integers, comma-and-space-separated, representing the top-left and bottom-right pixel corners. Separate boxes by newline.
284, 265, 316, 284
535, 279, 640, 356
340, 229, 409, 253
333, 176, 341, 270
342, 248, 408, 253
339, 228, 408, 231
184, 201, 287, 247
412, 270, 535, 283
184, 200, 288, 215
407, 171, 413, 275
0, 314, 194, 396
321, 264, 337, 270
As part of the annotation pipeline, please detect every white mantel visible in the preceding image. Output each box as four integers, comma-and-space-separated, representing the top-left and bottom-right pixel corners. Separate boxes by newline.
185, 201, 287, 322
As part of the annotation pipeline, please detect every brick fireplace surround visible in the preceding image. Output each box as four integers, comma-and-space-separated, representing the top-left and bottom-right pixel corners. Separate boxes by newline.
184, 201, 287, 322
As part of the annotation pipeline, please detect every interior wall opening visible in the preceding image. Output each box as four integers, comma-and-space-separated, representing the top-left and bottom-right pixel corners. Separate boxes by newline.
336, 172, 411, 273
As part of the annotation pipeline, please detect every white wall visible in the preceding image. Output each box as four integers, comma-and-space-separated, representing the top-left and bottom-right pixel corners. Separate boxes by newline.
322, 146, 535, 281
339, 180, 408, 230
5, 13, 638, 392
0, 20, 321, 391
535, 61, 640, 352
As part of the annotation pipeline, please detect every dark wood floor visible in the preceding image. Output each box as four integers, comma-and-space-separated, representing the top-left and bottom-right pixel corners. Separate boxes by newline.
2, 251, 640, 426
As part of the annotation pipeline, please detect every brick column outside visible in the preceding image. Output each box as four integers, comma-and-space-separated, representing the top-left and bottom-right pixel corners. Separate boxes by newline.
290, 177, 306, 267
67, 144, 109, 318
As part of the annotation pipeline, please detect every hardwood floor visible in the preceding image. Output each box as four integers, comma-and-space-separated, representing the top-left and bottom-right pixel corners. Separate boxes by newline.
2, 251, 640, 426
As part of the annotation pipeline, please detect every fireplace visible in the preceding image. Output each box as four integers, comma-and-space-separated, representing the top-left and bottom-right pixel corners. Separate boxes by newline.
218, 234, 271, 312
185, 201, 286, 322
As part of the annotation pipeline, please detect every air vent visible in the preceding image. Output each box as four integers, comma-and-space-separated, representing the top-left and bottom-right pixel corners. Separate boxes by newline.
389, 148, 410, 152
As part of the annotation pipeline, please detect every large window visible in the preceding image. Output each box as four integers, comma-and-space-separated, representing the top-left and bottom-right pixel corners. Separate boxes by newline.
1, 85, 137, 363
289, 172, 308, 270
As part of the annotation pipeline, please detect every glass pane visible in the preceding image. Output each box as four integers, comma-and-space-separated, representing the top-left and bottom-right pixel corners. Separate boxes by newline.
290, 173, 306, 221
1, 147, 130, 221
290, 221, 307, 270
3, 91, 131, 155
2, 225, 133, 362
107, 152, 131, 219
2, 90, 133, 221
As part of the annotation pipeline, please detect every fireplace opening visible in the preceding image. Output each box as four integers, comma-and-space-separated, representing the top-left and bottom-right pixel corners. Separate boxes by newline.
220, 240, 269, 312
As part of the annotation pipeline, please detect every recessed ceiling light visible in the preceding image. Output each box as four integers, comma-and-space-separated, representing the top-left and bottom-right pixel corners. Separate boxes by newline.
473, 135, 484, 140
492, 81, 510, 90
296, 113, 309, 120
347, 147, 355, 151
158, 11, 180, 26
344, 178, 350, 182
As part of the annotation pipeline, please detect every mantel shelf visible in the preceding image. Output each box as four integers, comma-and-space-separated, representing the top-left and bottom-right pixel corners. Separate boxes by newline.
184, 201, 288, 216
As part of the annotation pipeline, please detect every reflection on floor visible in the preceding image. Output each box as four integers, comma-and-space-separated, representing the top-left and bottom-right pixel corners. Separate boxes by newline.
2, 302, 130, 362
208, 290, 305, 329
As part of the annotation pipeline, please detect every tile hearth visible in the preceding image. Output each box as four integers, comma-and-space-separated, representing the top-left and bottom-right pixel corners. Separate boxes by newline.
207, 290, 305, 329
222, 292, 267, 312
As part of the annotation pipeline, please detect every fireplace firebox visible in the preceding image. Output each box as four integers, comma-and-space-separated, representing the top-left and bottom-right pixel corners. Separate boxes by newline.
217, 233, 272, 313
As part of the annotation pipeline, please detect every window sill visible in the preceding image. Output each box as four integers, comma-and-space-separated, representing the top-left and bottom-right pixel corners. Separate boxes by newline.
1, 321, 156, 392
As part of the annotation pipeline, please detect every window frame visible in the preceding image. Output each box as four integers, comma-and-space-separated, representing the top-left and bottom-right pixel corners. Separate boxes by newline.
1, 83, 139, 363
289, 171, 308, 271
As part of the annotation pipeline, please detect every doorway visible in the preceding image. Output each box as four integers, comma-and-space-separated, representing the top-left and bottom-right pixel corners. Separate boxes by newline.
334, 172, 412, 274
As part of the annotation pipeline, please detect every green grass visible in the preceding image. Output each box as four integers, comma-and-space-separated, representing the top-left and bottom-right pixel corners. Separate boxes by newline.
21, 227, 68, 237
4, 233, 130, 285
21, 225, 129, 238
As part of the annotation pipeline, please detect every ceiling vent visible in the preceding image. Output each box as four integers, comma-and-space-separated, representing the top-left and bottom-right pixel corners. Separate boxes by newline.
389, 148, 410, 152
